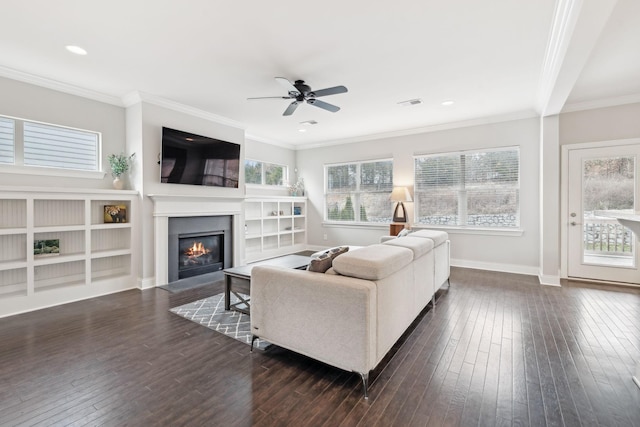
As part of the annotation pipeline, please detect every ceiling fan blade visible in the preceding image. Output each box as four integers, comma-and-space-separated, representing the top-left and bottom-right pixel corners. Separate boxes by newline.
247, 96, 293, 100
283, 101, 300, 116
307, 98, 340, 113
275, 77, 299, 95
309, 85, 348, 98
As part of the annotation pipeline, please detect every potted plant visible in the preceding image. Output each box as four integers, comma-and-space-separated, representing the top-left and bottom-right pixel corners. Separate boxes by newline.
108, 152, 135, 189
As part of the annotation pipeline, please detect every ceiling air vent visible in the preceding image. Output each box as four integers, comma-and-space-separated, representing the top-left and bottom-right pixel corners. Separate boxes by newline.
397, 98, 423, 107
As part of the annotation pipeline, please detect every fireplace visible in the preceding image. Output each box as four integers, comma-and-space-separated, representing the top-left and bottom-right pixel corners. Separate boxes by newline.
167, 215, 232, 285
178, 232, 223, 279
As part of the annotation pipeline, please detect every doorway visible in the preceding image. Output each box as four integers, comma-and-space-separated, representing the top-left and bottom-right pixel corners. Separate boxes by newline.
564, 140, 640, 284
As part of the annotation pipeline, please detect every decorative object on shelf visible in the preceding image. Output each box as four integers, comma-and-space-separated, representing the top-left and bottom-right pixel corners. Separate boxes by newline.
390, 186, 412, 223
289, 177, 305, 196
104, 205, 127, 223
294, 206, 302, 215
108, 152, 135, 190
34, 239, 60, 258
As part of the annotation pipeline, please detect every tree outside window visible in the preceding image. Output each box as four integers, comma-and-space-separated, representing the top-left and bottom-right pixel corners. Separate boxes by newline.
244, 159, 287, 186
325, 159, 393, 223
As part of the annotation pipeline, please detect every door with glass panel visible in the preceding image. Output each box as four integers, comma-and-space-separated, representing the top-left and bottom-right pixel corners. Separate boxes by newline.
567, 144, 640, 284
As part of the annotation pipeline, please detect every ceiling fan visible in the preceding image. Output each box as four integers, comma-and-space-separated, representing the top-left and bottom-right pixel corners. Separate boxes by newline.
248, 77, 348, 116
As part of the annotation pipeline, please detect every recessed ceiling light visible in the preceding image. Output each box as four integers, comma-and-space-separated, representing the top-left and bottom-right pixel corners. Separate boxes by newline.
397, 98, 423, 107
65, 45, 87, 55
441, 100, 455, 106
298, 128, 307, 133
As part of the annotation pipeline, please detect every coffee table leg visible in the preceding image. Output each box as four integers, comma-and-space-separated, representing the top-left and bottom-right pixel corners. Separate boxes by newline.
224, 274, 231, 310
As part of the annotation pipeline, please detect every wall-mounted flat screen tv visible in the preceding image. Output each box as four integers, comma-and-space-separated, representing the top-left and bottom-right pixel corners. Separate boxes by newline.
161, 127, 240, 188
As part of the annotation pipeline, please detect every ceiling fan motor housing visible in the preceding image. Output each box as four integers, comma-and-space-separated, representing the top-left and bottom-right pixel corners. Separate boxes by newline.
294, 80, 312, 96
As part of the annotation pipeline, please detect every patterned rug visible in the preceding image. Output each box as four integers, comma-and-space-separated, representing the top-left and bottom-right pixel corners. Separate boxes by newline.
169, 293, 270, 350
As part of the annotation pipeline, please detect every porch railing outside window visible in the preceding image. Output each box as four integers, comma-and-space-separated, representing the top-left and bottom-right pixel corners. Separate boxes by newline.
325, 159, 393, 223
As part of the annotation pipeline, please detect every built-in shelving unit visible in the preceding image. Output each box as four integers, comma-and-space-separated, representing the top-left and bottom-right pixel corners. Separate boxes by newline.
245, 196, 307, 262
0, 187, 138, 317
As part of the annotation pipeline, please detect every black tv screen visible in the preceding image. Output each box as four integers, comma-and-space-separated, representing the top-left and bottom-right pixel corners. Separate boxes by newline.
161, 127, 240, 188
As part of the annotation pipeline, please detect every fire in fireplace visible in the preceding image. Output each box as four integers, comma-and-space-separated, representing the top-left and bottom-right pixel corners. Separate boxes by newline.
178, 232, 223, 279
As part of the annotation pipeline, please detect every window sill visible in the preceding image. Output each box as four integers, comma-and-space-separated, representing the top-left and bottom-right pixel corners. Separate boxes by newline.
0, 165, 106, 180
322, 221, 524, 236
411, 224, 524, 237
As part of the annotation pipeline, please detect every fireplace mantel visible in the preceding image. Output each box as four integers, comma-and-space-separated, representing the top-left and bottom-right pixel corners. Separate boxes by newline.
149, 193, 244, 286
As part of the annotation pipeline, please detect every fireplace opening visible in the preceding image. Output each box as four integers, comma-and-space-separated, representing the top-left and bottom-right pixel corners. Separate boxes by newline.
178, 232, 223, 279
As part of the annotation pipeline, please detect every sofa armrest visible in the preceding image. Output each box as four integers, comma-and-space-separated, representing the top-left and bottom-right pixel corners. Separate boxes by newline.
250, 266, 377, 374
379, 236, 396, 243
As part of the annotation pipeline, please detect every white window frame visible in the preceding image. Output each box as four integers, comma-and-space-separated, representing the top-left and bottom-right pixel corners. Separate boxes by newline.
244, 159, 288, 186
324, 158, 394, 225
413, 146, 520, 232
0, 114, 104, 179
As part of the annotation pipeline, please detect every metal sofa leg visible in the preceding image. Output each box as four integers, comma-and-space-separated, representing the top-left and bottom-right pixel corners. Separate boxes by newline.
250, 335, 259, 352
356, 371, 369, 399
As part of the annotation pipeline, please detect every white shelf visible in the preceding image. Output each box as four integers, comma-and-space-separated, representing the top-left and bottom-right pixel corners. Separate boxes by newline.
0, 228, 27, 236
244, 196, 307, 262
0, 188, 138, 317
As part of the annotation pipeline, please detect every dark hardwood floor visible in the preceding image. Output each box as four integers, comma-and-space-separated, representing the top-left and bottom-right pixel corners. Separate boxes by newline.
1, 267, 640, 426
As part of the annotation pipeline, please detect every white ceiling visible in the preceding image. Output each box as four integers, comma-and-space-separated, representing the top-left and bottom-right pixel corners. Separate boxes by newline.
0, 0, 638, 147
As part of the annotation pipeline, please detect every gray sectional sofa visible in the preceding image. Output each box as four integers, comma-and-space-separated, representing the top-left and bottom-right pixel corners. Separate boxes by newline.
250, 230, 450, 398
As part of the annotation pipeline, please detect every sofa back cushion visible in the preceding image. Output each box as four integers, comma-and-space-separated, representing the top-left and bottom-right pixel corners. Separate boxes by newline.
382, 235, 434, 259
411, 230, 449, 246
332, 244, 413, 280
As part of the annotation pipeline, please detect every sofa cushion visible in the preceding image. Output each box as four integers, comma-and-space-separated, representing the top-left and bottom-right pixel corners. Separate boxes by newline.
397, 228, 411, 238
411, 230, 449, 246
332, 244, 413, 280
310, 245, 359, 258
307, 252, 333, 273
307, 246, 350, 273
382, 235, 433, 259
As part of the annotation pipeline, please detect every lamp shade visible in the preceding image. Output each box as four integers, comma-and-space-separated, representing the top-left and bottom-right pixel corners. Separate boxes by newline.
390, 186, 412, 202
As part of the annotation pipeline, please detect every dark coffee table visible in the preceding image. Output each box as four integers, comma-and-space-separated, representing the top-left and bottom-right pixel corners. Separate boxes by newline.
223, 254, 311, 314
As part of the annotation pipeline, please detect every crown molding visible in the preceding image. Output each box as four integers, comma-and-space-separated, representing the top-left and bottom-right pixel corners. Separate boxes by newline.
294, 110, 539, 151
121, 91, 246, 131
244, 133, 296, 150
536, 0, 582, 114
561, 93, 640, 113
0, 65, 123, 106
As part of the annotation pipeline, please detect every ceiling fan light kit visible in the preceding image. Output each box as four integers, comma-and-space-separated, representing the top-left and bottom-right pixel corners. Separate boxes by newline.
249, 77, 348, 116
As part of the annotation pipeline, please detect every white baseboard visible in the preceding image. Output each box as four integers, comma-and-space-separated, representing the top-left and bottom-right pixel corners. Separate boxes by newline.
451, 258, 539, 277
138, 277, 156, 290
538, 274, 561, 287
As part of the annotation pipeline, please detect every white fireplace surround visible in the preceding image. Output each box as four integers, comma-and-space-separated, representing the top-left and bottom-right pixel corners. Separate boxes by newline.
150, 194, 244, 286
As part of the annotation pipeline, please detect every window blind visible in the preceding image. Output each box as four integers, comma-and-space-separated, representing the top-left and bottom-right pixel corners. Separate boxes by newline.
414, 147, 520, 228
23, 121, 98, 171
0, 117, 15, 164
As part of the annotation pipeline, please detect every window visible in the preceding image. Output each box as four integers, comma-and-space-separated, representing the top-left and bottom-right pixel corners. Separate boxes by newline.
325, 159, 393, 223
414, 147, 519, 228
0, 117, 15, 164
0, 115, 100, 172
244, 159, 287, 186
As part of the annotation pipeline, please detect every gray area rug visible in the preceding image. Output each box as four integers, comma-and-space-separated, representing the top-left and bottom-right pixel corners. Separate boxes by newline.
170, 293, 270, 350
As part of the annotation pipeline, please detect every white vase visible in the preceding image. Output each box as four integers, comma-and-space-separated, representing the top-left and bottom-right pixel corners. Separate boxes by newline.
112, 176, 124, 190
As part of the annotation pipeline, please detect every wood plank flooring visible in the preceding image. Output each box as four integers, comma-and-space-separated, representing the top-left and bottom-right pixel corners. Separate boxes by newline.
1, 267, 640, 426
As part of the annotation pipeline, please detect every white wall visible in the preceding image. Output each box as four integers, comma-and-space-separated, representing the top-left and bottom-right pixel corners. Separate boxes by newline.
0, 76, 125, 189
560, 102, 640, 145
296, 117, 541, 274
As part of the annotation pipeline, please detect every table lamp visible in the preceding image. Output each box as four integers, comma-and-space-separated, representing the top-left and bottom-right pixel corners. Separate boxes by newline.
390, 186, 412, 223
